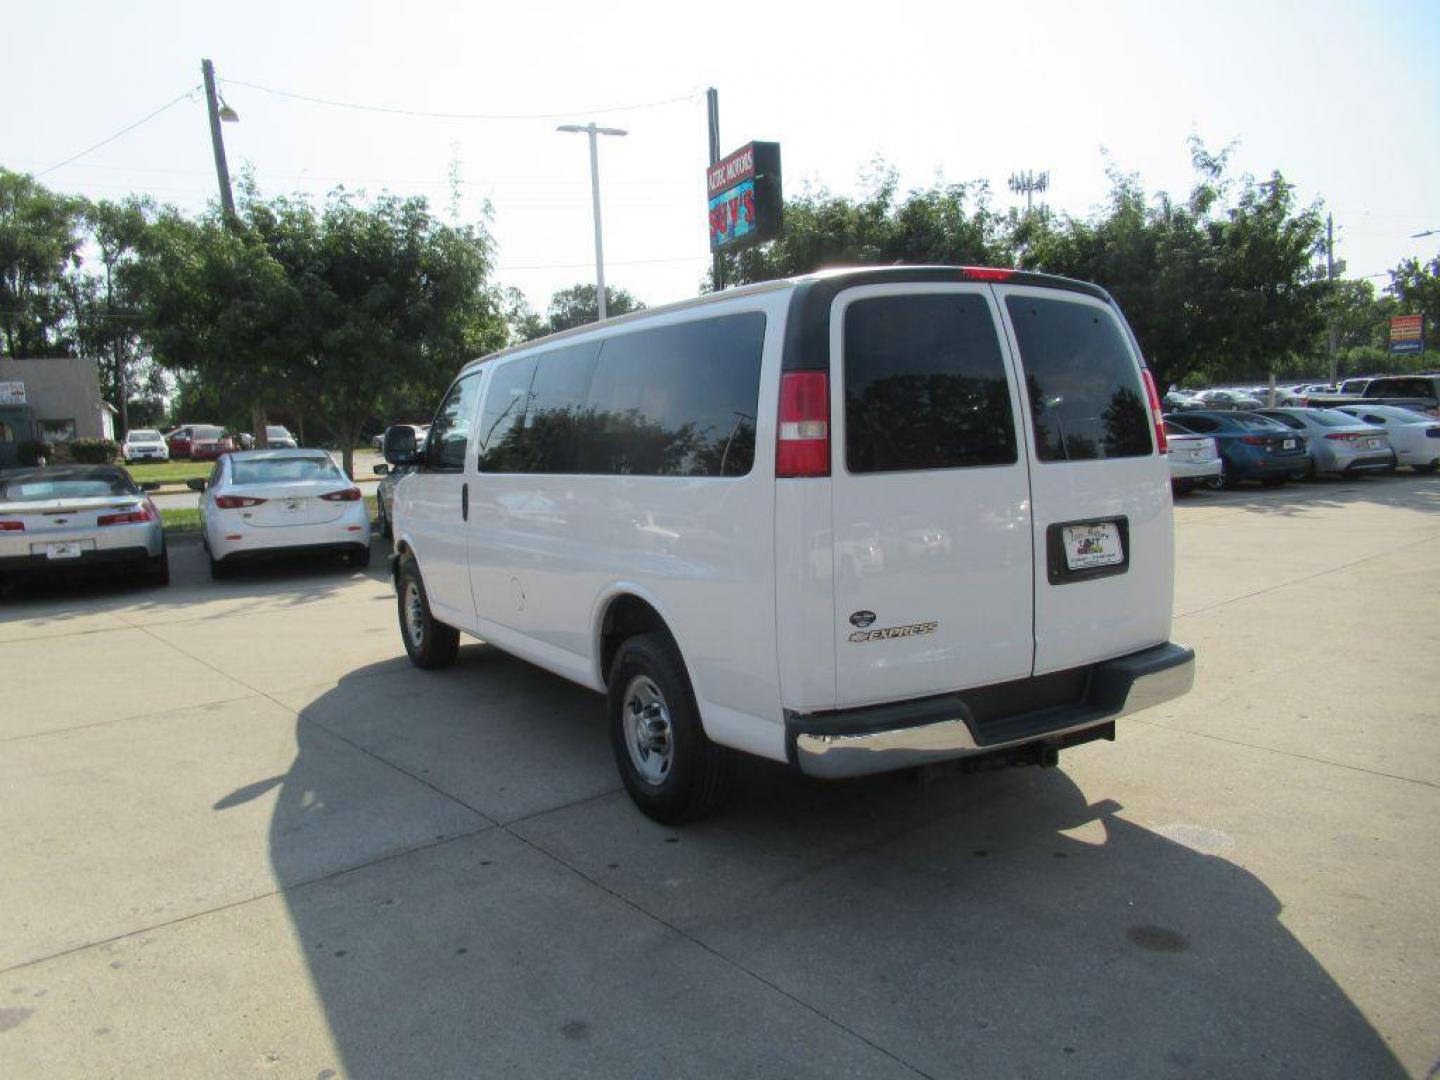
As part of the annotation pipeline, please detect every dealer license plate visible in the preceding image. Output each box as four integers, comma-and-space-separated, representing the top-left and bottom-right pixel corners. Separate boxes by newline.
284, 499, 304, 512
1062, 523, 1124, 571
1366, 438, 1381, 449
44, 542, 83, 560
1283, 438, 1297, 449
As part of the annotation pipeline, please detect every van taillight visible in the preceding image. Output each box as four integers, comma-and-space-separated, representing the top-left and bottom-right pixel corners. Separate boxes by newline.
776, 371, 830, 477
1140, 369, 1168, 454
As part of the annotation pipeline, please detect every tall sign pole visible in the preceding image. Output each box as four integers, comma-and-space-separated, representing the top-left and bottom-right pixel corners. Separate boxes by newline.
706, 88, 723, 292
201, 59, 236, 220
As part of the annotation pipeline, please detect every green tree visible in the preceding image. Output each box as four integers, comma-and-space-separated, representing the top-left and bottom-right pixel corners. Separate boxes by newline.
1024, 142, 1325, 388
542, 283, 644, 334
0, 168, 85, 356
136, 186, 506, 477
68, 197, 153, 435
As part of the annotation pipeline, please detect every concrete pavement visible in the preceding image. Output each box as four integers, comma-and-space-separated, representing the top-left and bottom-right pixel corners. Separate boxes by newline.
1, 475, 1437, 1077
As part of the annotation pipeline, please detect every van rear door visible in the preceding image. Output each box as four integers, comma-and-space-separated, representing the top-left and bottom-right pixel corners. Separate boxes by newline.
828, 285, 1035, 708
995, 286, 1173, 675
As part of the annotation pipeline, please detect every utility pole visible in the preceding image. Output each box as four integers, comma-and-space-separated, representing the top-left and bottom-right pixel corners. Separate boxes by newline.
201, 59, 266, 446
201, 59, 236, 220
707, 87, 723, 292
1326, 212, 1339, 387
557, 122, 627, 321
1008, 170, 1050, 215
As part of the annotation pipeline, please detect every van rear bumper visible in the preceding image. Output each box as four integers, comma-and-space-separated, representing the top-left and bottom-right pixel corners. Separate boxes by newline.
787, 642, 1195, 779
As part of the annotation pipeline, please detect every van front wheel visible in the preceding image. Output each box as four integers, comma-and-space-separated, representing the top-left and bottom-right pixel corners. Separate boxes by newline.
608, 633, 733, 824
397, 555, 459, 669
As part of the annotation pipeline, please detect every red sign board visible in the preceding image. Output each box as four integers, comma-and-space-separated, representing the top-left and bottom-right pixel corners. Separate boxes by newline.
707, 145, 757, 198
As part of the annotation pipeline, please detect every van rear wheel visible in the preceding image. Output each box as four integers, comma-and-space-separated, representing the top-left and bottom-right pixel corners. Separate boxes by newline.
608, 633, 733, 824
397, 555, 459, 669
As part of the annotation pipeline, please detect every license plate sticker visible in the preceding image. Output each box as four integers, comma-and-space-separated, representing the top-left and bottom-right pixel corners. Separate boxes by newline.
1283, 438, 1296, 449
1062, 523, 1124, 571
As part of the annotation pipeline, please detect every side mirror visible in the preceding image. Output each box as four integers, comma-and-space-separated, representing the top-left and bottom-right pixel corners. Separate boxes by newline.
186, 478, 207, 493
138, 481, 160, 492
383, 425, 421, 467
373, 464, 390, 476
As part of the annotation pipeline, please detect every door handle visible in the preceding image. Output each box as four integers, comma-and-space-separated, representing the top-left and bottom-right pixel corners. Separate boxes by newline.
461, 482, 469, 521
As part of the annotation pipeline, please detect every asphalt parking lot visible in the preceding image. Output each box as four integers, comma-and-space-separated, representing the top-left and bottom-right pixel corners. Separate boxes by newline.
2, 476, 1437, 1079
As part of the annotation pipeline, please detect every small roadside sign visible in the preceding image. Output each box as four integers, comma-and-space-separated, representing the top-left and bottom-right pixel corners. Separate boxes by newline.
1390, 314, 1424, 355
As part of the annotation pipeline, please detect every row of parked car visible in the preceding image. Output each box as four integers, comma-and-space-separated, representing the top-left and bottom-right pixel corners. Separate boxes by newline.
120, 424, 300, 463
1165, 405, 1440, 491
0, 449, 369, 589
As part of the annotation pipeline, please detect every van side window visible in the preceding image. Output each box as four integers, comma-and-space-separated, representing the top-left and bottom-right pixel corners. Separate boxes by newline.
476, 356, 538, 471
1006, 296, 1152, 461
428, 371, 482, 472
517, 342, 601, 473
581, 313, 766, 477
844, 294, 1016, 473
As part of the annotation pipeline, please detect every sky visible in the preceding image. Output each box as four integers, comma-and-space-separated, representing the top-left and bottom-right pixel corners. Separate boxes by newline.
5, 0, 1439, 314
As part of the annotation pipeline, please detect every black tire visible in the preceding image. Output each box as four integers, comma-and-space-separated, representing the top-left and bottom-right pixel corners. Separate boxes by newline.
607, 632, 734, 824
379, 501, 393, 540
347, 543, 372, 569
209, 553, 230, 580
1261, 476, 1286, 487
145, 547, 170, 587
1219, 459, 1240, 489
397, 555, 459, 669
1414, 462, 1438, 474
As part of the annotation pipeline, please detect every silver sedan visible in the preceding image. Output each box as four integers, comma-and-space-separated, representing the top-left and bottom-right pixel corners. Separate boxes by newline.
0, 465, 168, 585
1254, 408, 1395, 476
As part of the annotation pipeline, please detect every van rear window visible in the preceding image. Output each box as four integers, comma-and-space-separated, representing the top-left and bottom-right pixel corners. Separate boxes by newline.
843, 294, 1016, 473
1005, 296, 1152, 461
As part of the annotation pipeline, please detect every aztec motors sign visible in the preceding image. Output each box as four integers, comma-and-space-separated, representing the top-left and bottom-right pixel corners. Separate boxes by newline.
706, 141, 782, 252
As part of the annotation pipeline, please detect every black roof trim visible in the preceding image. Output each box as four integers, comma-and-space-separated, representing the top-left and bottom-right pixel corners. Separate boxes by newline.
780, 266, 1112, 371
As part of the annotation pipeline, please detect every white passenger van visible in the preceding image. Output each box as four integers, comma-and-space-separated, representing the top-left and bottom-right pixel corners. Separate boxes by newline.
383, 266, 1195, 822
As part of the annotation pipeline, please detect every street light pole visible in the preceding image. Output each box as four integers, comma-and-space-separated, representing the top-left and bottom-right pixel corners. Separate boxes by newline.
557, 122, 627, 321
201, 59, 236, 220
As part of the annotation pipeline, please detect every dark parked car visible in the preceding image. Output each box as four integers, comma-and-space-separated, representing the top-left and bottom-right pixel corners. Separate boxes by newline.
1165, 411, 1311, 487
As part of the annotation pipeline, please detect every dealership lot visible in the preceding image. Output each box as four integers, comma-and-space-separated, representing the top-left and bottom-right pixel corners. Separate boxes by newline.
1, 478, 1437, 1078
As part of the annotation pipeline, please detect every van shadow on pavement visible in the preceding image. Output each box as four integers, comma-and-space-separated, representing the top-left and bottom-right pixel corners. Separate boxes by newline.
218, 651, 1405, 1079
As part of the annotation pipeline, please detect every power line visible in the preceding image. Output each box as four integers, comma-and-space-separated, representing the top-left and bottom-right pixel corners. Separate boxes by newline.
223, 78, 701, 121
35, 87, 201, 178
497, 254, 709, 271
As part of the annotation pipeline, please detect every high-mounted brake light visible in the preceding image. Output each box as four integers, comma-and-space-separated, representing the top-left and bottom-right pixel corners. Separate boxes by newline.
0, 519, 24, 532
959, 266, 1015, 282
1140, 369, 1168, 454
320, 487, 363, 502
215, 495, 267, 509
97, 504, 156, 527
776, 371, 830, 477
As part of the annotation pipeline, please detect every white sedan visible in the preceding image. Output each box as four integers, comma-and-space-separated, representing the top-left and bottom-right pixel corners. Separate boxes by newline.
191, 449, 371, 578
1164, 421, 1223, 493
1335, 405, 1440, 473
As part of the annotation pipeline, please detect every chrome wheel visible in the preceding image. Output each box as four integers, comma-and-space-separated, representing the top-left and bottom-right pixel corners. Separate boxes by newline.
622, 675, 673, 786
404, 580, 426, 649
